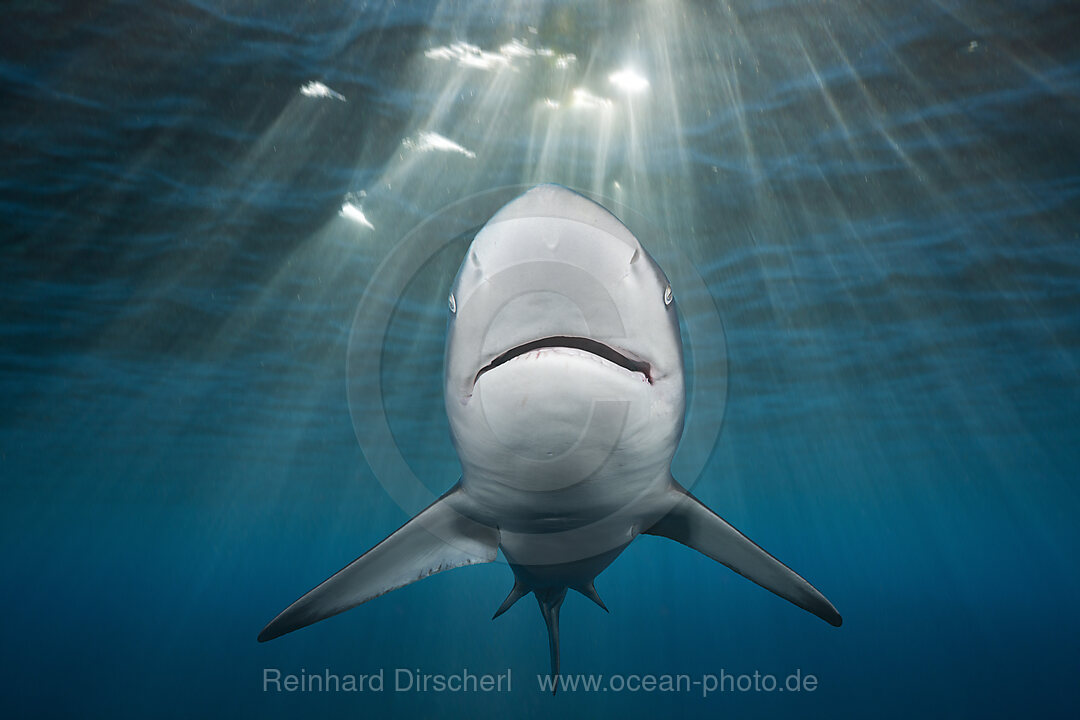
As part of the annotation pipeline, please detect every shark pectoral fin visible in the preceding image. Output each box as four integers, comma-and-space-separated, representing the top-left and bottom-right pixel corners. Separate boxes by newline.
645, 485, 842, 627
258, 484, 499, 642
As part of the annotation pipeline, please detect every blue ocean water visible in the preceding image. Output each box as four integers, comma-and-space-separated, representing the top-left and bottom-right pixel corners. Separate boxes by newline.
2, 0, 1078, 717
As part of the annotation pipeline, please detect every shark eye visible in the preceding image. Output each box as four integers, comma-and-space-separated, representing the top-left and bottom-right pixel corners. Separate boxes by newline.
448, 292, 457, 314
663, 285, 673, 306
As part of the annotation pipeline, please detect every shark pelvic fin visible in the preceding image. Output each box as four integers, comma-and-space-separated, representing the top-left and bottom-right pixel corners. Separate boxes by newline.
536, 587, 567, 695
645, 481, 842, 627
492, 578, 529, 619
258, 483, 499, 642
574, 581, 608, 612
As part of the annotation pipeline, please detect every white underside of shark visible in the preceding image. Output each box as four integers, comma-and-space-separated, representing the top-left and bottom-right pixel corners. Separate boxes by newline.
259, 185, 841, 690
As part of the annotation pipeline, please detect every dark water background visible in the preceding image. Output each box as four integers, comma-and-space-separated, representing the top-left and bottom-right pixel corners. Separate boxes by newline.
2, 1, 1078, 717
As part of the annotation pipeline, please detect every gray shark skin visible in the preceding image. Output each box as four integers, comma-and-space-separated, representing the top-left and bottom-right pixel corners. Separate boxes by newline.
258, 185, 841, 692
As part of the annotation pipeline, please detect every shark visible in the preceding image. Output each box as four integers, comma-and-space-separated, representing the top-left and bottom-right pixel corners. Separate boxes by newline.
258, 184, 841, 689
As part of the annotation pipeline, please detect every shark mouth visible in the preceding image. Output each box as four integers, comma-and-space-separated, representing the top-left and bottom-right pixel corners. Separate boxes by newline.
474, 336, 653, 386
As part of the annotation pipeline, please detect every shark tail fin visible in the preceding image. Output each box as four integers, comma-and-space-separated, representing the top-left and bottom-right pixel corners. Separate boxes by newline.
258, 483, 500, 642
645, 482, 842, 627
536, 588, 567, 695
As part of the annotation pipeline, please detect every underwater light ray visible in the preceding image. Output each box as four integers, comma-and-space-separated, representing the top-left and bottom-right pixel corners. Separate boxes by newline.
609, 68, 650, 94
710, 1, 770, 197
370, 26, 582, 215
800, 7, 1080, 559
721, 47, 766, 189
3, 4, 418, 527
601, 0, 704, 246
845, 8, 964, 209
785, 19, 1004, 478
793, 35, 855, 151
925, 0, 1080, 108
66, 76, 359, 391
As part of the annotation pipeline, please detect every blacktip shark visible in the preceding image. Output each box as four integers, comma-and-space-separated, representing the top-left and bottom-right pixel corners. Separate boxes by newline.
259, 184, 841, 690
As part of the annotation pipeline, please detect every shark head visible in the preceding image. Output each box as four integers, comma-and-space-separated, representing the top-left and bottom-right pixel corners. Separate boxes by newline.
444, 185, 685, 504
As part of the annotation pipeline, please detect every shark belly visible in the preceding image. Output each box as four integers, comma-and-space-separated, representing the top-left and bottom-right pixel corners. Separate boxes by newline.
452, 345, 676, 570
